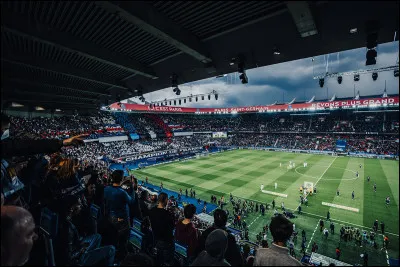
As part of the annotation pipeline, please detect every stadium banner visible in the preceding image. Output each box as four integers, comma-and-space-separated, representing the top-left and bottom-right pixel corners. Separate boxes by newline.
98, 135, 128, 143
173, 131, 194, 136
109, 96, 399, 114
83, 138, 99, 143
212, 132, 228, 138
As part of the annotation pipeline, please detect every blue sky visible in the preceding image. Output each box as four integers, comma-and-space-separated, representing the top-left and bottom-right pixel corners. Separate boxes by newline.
129, 41, 399, 108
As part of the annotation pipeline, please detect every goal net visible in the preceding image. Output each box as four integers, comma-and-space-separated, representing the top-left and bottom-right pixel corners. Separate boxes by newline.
303, 181, 314, 194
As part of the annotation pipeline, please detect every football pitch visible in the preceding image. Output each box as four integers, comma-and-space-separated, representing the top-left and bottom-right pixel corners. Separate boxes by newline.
132, 149, 399, 265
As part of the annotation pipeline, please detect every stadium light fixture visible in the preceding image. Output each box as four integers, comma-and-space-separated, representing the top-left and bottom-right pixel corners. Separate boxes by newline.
337, 76, 343, 84
372, 72, 378, 81
394, 69, 399, 77
273, 46, 280, 55
319, 78, 324, 88
354, 74, 360, 81
350, 28, 358, 34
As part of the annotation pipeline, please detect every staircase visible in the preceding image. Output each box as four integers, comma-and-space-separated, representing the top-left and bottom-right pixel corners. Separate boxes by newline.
274, 138, 279, 147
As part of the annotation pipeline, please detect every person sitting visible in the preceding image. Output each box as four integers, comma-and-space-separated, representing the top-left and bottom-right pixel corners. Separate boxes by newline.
195, 209, 243, 266
191, 229, 230, 266
254, 214, 302, 266
174, 204, 198, 263
1, 205, 38, 266
55, 195, 115, 266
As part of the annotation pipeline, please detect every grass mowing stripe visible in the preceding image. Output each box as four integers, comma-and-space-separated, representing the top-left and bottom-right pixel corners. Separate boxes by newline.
302, 157, 348, 220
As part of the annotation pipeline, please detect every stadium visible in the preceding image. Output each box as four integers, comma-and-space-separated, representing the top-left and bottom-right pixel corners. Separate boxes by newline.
1, 1, 399, 267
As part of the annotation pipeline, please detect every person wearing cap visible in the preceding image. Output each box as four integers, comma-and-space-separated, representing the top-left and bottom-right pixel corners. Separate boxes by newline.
254, 214, 302, 266
191, 229, 230, 266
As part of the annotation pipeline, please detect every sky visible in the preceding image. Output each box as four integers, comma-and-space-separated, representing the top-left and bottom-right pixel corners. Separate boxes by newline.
126, 41, 399, 108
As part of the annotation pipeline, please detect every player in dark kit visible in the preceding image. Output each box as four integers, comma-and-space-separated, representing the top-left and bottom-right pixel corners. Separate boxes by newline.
352, 191, 355, 200
359, 164, 362, 168
367, 176, 370, 182
356, 171, 359, 178
373, 183, 377, 193
385, 196, 390, 206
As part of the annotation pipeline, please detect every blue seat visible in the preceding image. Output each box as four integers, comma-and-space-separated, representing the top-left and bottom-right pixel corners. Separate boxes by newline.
39, 208, 58, 266
90, 204, 101, 234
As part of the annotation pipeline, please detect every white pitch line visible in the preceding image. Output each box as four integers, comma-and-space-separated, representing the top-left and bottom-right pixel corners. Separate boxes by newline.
248, 215, 261, 227
300, 211, 400, 238
294, 157, 337, 212
306, 221, 320, 252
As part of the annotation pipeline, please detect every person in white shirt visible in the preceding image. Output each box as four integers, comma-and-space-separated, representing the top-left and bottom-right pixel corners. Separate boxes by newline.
260, 184, 264, 191
274, 183, 277, 190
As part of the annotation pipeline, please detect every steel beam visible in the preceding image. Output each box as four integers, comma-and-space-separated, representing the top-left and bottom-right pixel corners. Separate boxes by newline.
1, 52, 128, 90
1, 12, 158, 79
96, 1, 212, 64
2, 78, 110, 97
2, 87, 96, 102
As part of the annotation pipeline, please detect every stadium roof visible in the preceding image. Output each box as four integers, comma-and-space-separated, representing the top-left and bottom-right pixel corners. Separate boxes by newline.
1, 1, 399, 112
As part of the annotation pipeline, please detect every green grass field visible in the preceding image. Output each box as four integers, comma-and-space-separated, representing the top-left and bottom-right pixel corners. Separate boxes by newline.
132, 149, 399, 266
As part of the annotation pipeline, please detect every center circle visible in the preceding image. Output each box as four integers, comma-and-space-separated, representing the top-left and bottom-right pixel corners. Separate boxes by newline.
295, 165, 359, 181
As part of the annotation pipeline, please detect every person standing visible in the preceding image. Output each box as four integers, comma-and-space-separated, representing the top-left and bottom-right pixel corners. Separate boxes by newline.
272, 199, 275, 209
337, 188, 340, 196
323, 228, 329, 239
380, 221, 385, 234
330, 222, 335, 234
149, 192, 175, 266
175, 204, 198, 263
311, 242, 318, 253
104, 170, 135, 261
253, 215, 302, 266
352, 191, 355, 200
373, 183, 376, 193
335, 247, 341, 260
327, 211, 331, 221
385, 196, 390, 206
373, 220, 379, 232
363, 251, 369, 266
367, 176, 370, 182
319, 219, 324, 232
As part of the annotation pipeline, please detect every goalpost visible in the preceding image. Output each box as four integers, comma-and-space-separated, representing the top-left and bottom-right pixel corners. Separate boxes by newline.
303, 181, 314, 195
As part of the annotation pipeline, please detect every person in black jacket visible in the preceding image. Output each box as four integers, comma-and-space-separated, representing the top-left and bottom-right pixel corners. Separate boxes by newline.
1, 114, 86, 158
195, 209, 243, 266
56, 195, 115, 266
1, 114, 86, 205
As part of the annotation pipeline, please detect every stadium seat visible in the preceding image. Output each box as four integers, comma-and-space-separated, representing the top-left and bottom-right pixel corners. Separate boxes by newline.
90, 204, 101, 234
39, 208, 59, 266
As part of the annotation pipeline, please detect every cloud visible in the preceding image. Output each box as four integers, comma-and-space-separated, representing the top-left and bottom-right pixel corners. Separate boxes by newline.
137, 41, 398, 108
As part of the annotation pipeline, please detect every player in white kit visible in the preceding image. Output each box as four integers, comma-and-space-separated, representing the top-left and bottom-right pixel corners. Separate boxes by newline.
261, 184, 264, 191
274, 182, 277, 190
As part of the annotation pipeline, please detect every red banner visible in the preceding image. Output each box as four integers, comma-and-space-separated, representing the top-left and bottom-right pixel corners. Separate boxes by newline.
109, 96, 399, 114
